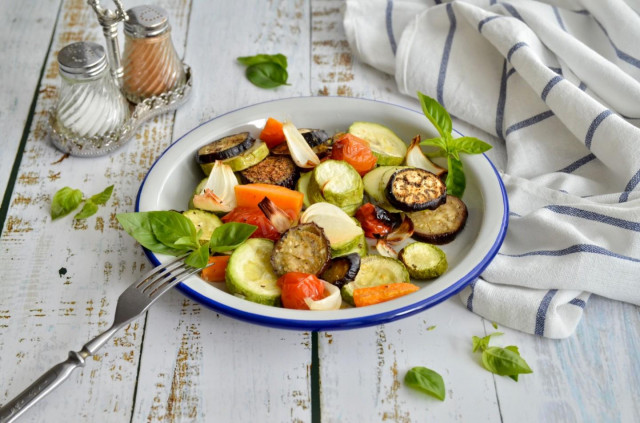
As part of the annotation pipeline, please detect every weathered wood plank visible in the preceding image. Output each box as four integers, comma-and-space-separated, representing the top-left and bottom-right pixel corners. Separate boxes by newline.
0, 0, 61, 203
131, 1, 314, 422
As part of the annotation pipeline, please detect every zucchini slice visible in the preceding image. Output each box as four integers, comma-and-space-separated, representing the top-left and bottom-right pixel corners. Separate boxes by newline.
409, 195, 468, 244
182, 209, 223, 245
300, 202, 365, 256
270, 222, 331, 276
225, 238, 281, 306
385, 168, 446, 212
320, 253, 361, 289
296, 171, 313, 208
362, 165, 407, 212
341, 255, 411, 305
220, 140, 269, 172
308, 159, 363, 214
240, 155, 299, 189
399, 242, 448, 279
348, 122, 407, 166
196, 132, 255, 163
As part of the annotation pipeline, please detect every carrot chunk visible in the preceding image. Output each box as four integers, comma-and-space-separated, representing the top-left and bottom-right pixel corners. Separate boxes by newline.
201, 255, 230, 283
234, 183, 304, 216
259, 117, 286, 148
353, 283, 419, 307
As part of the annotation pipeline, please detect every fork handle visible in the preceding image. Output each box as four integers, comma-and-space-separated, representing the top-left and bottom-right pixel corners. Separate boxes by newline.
0, 351, 85, 423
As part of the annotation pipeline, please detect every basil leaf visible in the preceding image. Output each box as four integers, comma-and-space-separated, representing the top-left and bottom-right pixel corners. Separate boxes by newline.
471, 332, 503, 353
51, 187, 83, 220
445, 155, 466, 198
419, 137, 448, 151
209, 222, 257, 253
418, 92, 452, 138
404, 367, 446, 401
449, 137, 492, 155
116, 212, 184, 256
185, 241, 210, 268
89, 185, 114, 205
237, 53, 288, 70
74, 200, 98, 220
148, 211, 199, 251
245, 62, 289, 89
481, 346, 533, 378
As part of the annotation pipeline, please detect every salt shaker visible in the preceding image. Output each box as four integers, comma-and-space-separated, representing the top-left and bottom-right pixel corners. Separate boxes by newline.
121, 5, 186, 103
55, 41, 130, 138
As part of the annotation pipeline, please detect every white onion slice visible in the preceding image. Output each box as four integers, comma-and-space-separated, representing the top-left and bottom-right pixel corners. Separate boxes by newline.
405, 135, 447, 178
193, 160, 238, 212
282, 121, 321, 169
304, 281, 342, 311
375, 238, 399, 259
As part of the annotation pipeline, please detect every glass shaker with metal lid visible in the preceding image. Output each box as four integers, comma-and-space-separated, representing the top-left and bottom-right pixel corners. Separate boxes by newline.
55, 41, 130, 138
121, 5, 186, 103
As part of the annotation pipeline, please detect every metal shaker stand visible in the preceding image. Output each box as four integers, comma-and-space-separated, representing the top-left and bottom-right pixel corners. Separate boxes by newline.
48, 0, 193, 157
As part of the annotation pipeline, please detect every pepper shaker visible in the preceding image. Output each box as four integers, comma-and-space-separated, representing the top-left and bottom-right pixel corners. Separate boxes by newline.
54, 41, 130, 138
121, 5, 186, 103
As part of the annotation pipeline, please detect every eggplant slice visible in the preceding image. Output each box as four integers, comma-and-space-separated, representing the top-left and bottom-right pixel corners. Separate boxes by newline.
271, 222, 331, 276
409, 195, 467, 244
240, 155, 299, 189
299, 128, 330, 147
197, 132, 255, 163
320, 253, 361, 289
385, 168, 446, 212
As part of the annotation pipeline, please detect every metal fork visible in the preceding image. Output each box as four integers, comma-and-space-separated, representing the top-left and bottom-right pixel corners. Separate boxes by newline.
0, 254, 203, 423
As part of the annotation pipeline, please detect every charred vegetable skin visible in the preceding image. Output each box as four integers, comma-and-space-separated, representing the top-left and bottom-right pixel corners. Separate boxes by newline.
299, 128, 330, 147
196, 132, 255, 163
320, 253, 361, 289
271, 222, 331, 276
240, 155, 299, 189
409, 195, 468, 244
385, 168, 446, 212
355, 203, 402, 239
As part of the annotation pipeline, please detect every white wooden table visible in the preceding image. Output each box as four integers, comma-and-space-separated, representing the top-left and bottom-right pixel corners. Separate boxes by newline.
1, 1, 638, 422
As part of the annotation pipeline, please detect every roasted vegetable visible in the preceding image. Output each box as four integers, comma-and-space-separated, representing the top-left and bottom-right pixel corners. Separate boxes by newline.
282, 121, 321, 169
271, 222, 331, 276
182, 209, 223, 244
299, 128, 330, 147
404, 135, 447, 180
341, 255, 411, 305
399, 242, 448, 279
355, 203, 402, 239
330, 133, 377, 176
319, 253, 361, 289
385, 168, 446, 212
192, 161, 238, 213
196, 132, 255, 163
258, 197, 296, 233
300, 202, 365, 257
409, 195, 468, 244
221, 140, 269, 172
307, 159, 364, 215
240, 155, 299, 189
348, 121, 407, 166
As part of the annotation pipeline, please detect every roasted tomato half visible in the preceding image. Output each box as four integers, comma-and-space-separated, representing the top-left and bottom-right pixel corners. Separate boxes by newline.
355, 203, 402, 239
277, 272, 325, 310
330, 133, 377, 176
221, 206, 282, 241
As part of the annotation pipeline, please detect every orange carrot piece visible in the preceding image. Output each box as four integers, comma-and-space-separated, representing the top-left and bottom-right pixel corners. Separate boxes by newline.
201, 255, 230, 283
234, 184, 304, 216
259, 117, 286, 148
353, 283, 419, 307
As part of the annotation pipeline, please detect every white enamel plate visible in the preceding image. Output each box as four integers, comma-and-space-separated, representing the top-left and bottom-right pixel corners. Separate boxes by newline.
136, 97, 508, 330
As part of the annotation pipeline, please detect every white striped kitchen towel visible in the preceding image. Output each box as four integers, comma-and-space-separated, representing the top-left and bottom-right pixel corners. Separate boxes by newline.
344, 0, 640, 338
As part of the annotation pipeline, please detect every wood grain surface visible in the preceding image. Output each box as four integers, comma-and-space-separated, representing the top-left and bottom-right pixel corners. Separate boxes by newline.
0, 1, 638, 423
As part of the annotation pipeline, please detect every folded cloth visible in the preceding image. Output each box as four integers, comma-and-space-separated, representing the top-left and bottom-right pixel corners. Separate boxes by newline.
344, 0, 640, 338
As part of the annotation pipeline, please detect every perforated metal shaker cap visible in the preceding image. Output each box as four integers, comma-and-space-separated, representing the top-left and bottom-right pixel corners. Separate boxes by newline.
124, 5, 170, 38
57, 42, 108, 79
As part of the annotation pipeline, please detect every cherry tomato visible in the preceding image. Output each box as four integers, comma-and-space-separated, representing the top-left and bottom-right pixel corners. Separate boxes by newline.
221, 206, 281, 241
277, 272, 324, 310
330, 133, 377, 176
355, 203, 400, 239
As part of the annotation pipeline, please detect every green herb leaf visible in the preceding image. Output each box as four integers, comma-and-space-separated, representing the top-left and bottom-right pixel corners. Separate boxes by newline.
209, 222, 257, 253
492, 321, 499, 330
74, 200, 98, 220
51, 187, 83, 219
419, 137, 448, 151
418, 92, 452, 138
404, 367, 446, 401
116, 212, 184, 256
237, 53, 288, 70
427, 325, 436, 331
481, 346, 533, 379
445, 155, 466, 198
245, 62, 289, 89
89, 185, 114, 205
148, 211, 199, 251
472, 332, 503, 353
449, 137, 493, 155
185, 241, 210, 268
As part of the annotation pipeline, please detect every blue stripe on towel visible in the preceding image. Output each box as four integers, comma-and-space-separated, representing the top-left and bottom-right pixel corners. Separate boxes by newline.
535, 289, 557, 336
385, 1, 397, 55
478, 15, 501, 33
585, 110, 612, 149
552, 6, 567, 31
500, 2, 524, 22
466, 279, 478, 311
506, 67, 517, 79
544, 205, 640, 232
557, 153, 596, 173
594, 19, 640, 69
578, 81, 587, 91
437, 3, 457, 106
495, 60, 508, 140
620, 169, 640, 203
541, 75, 563, 101
505, 110, 555, 136
507, 41, 527, 62
569, 298, 587, 308
549, 66, 562, 75
499, 244, 640, 263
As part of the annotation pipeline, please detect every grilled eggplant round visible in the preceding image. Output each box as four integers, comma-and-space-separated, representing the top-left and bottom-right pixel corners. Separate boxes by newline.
240, 155, 299, 189
196, 132, 255, 164
385, 168, 446, 212
409, 195, 468, 244
271, 222, 331, 276
299, 128, 330, 147
320, 253, 361, 289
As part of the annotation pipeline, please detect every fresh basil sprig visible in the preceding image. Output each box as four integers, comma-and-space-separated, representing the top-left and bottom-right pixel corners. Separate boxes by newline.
417, 92, 492, 198
404, 366, 446, 401
237, 53, 290, 89
471, 332, 533, 381
51, 185, 114, 220
116, 211, 256, 268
